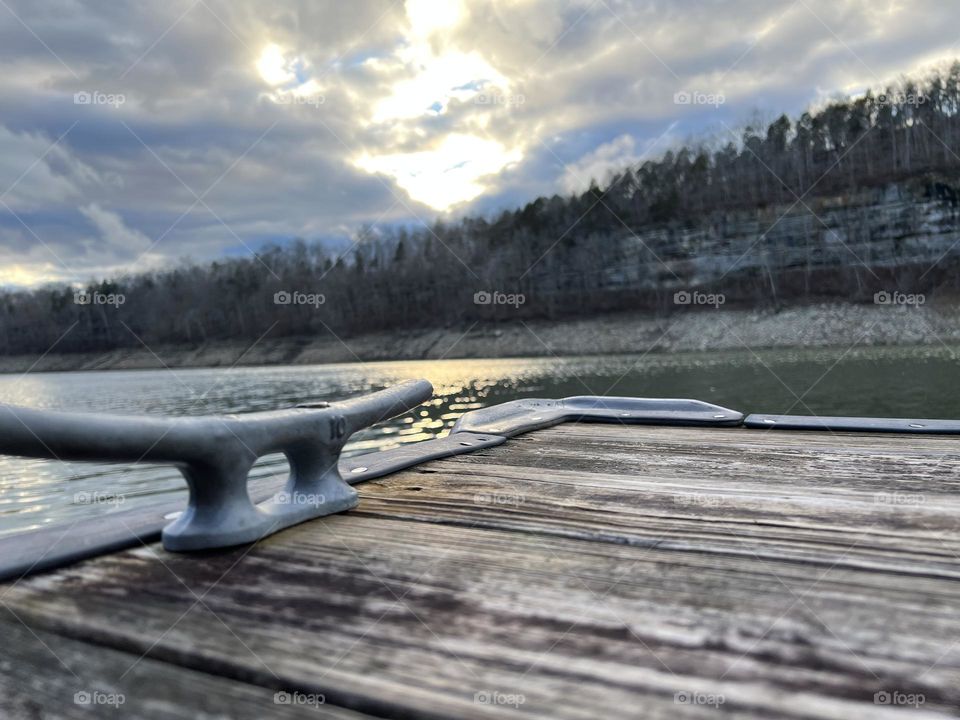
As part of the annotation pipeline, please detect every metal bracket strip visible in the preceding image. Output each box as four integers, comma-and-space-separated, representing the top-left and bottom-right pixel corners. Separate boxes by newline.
744, 414, 960, 433
451, 396, 744, 437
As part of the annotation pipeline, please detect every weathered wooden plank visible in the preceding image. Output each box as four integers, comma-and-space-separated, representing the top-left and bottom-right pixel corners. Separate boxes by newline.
360, 426, 960, 577
2, 424, 959, 718
0, 618, 373, 719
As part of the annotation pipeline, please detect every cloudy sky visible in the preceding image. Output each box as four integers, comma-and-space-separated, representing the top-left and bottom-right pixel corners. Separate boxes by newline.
0, 0, 957, 287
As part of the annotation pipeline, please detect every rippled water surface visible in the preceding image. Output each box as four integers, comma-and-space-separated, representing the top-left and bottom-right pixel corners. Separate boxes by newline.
1, 345, 958, 536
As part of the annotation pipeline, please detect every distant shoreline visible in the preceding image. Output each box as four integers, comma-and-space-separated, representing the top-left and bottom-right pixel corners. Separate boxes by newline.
1, 301, 957, 374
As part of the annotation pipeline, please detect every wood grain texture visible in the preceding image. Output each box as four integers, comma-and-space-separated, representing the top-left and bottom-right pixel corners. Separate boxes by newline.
0, 618, 373, 719
2, 424, 960, 718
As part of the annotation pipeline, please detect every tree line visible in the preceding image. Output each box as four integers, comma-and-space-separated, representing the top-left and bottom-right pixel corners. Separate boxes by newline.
5, 64, 960, 356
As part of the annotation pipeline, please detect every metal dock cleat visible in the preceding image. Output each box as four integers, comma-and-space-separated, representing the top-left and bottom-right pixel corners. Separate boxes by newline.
0, 379, 432, 551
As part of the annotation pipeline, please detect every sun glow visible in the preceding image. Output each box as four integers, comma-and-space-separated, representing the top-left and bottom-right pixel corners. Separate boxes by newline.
352, 0, 525, 210
405, 0, 465, 37
355, 134, 521, 211
0, 263, 64, 287
251, 4, 522, 211
256, 43, 296, 86
371, 49, 509, 122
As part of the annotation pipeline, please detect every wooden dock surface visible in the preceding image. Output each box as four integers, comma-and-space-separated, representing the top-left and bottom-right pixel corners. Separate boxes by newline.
2, 423, 960, 718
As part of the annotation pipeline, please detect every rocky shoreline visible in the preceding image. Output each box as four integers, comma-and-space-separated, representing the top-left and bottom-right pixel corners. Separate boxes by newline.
0, 300, 957, 374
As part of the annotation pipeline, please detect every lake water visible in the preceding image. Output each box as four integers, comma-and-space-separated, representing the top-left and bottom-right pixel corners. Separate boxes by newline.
1, 344, 958, 537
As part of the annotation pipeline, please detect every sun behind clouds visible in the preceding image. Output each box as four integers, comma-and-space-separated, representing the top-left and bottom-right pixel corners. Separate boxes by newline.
357, 0, 524, 210
256, 43, 295, 87
355, 134, 522, 211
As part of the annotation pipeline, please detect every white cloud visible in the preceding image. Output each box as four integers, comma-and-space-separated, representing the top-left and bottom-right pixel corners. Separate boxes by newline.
0, 125, 99, 211
560, 134, 644, 194
79, 204, 151, 255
